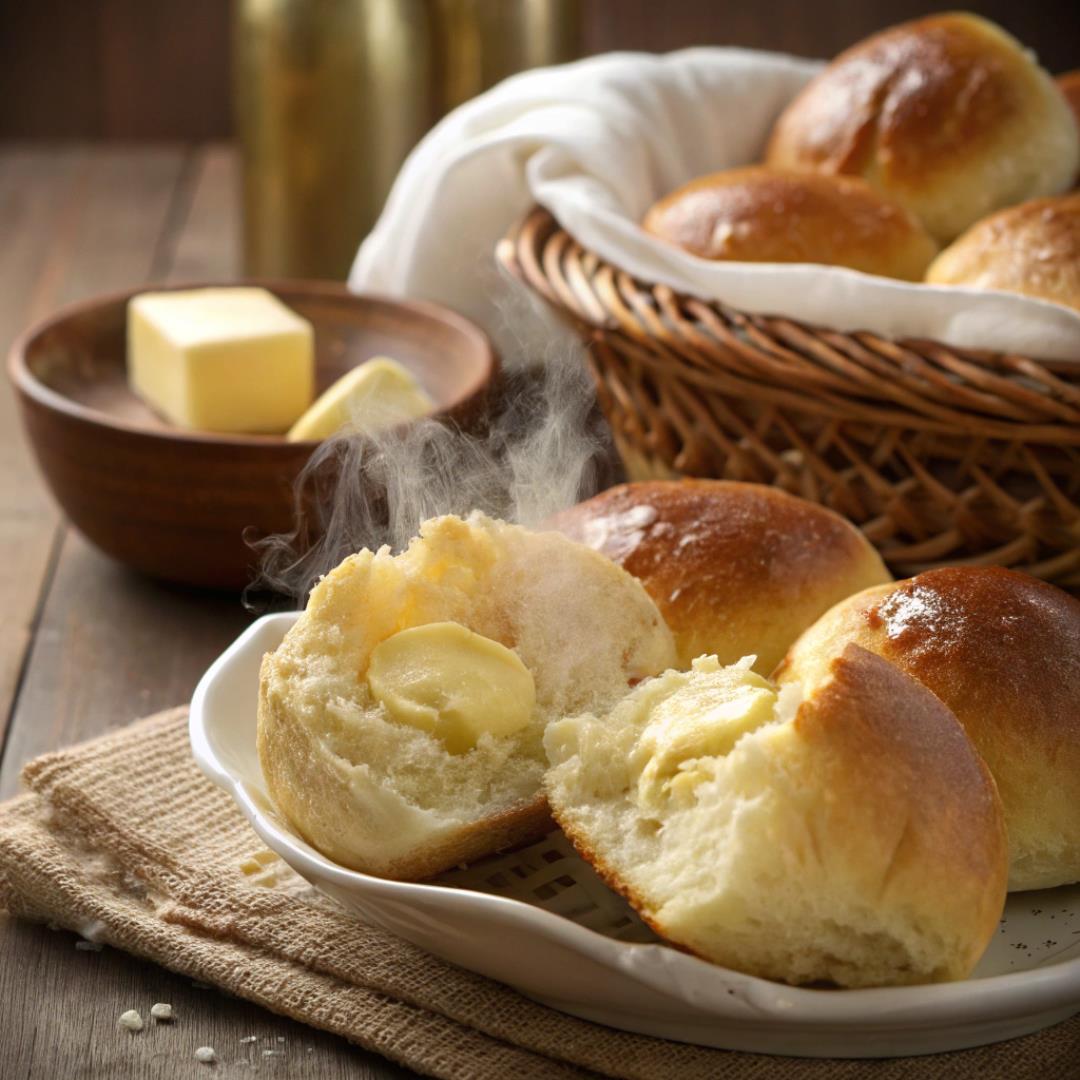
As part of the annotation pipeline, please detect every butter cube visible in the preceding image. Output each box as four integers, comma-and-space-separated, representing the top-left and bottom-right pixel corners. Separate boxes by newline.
287, 357, 433, 442
127, 287, 314, 433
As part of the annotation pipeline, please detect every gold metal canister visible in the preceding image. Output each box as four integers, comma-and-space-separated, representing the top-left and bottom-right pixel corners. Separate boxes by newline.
235, 0, 582, 280
235, 0, 435, 280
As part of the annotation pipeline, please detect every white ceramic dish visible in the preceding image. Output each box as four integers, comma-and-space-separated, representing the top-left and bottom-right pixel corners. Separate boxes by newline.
190, 612, 1080, 1058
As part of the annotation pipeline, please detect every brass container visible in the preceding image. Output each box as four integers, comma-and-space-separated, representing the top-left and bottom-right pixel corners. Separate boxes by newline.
235, 0, 435, 280
236, 0, 582, 280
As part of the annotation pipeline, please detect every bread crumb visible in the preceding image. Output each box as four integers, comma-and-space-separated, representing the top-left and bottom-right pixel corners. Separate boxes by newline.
239, 1035, 257, 1044
149, 1003, 173, 1021
194, 1046, 216, 1064
117, 1010, 143, 1032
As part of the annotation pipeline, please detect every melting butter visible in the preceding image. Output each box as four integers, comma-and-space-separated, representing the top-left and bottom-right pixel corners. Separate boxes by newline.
367, 622, 535, 754
287, 357, 432, 441
636, 659, 777, 809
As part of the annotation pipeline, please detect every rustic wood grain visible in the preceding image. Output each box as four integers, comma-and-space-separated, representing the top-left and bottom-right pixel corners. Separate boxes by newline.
0, 147, 86, 747
161, 143, 241, 285
0, 920, 410, 1079
0, 145, 419, 1079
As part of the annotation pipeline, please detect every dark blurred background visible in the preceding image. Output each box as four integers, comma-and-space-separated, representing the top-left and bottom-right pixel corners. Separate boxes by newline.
2, 0, 1076, 140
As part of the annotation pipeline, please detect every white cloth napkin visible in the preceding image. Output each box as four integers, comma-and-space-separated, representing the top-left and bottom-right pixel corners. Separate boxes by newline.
349, 48, 1080, 362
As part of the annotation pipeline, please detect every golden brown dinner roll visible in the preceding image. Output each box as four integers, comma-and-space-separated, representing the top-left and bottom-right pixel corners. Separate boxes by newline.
925, 192, 1080, 311
776, 566, 1080, 891
545, 647, 1007, 987
549, 480, 890, 674
766, 13, 1080, 242
643, 167, 938, 280
259, 513, 675, 880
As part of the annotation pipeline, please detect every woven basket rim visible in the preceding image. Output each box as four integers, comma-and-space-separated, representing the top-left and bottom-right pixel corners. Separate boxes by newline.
497, 206, 1080, 445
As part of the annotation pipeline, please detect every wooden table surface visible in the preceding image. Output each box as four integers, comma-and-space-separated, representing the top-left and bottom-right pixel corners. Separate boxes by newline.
0, 143, 412, 1079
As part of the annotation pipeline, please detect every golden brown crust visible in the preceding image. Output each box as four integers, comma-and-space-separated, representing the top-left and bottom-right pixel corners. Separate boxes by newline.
549, 644, 1007, 984
776, 567, 1080, 890
643, 167, 938, 280
863, 567, 1080, 756
258, 653, 554, 881
766, 13, 1080, 241
797, 645, 1008, 899
549, 480, 890, 673
385, 795, 554, 882
925, 192, 1080, 310
785, 645, 1008, 977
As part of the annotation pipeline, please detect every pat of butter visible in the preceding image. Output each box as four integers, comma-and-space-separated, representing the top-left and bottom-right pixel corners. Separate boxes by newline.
286, 357, 433, 441
127, 287, 314, 433
637, 659, 777, 809
367, 621, 535, 754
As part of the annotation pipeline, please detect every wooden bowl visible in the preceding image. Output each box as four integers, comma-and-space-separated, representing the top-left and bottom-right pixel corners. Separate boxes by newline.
8, 281, 498, 590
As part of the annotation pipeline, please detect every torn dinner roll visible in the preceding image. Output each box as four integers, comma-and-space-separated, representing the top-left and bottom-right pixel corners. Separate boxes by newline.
544, 647, 1007, 987
258, 513, 676, 880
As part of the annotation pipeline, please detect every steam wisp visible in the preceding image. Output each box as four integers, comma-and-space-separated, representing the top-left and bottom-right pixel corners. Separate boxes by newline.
253, 284, 615, 604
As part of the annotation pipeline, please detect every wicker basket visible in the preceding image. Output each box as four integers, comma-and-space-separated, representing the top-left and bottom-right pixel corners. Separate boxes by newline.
497, 207, 1080, 589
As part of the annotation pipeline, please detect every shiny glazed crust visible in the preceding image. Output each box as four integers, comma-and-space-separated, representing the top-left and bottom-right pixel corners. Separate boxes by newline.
644, 167, 938, 280
776, 567, 1080, 890
765, 13, 1080, 241
549, 480, 890, 674
925, 192, 1080, 311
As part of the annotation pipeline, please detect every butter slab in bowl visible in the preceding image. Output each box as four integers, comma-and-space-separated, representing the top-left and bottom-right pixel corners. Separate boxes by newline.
8, 281, 497, 589
190, 611, 1080, 1058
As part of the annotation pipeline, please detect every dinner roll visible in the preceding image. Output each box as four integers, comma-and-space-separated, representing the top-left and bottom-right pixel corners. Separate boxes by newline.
544, 647, 1007, 987
549, 480, 890, 674
766, 13, 1080, 242
775, 567, 1080, 891
258, 513, 676, 880
643, 167, 938, 280
925, 192, 1080, 311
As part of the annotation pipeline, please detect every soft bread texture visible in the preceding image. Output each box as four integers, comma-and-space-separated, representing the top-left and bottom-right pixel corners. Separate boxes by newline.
549, 480, 890, 674
925, 192, 1080, 311
544, 647, 1007, 987
765, 13, 1080, 242
258, 513, 676, 880
775, 567, 1080, 891
643, 167, 938, 280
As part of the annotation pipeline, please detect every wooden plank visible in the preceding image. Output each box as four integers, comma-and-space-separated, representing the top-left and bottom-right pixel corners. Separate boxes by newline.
0, 145, 188, 749
0, 143, 223, 799
99, 0, 231, 141
0, 146, 91, 749
0, 920, 409, 1080
0, 532, 254, 799
161, 143, 241, 284
0, 4, 102, 137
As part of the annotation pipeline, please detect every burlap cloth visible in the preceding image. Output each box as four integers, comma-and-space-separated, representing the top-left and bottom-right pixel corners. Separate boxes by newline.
1, 709, 1077, 1079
